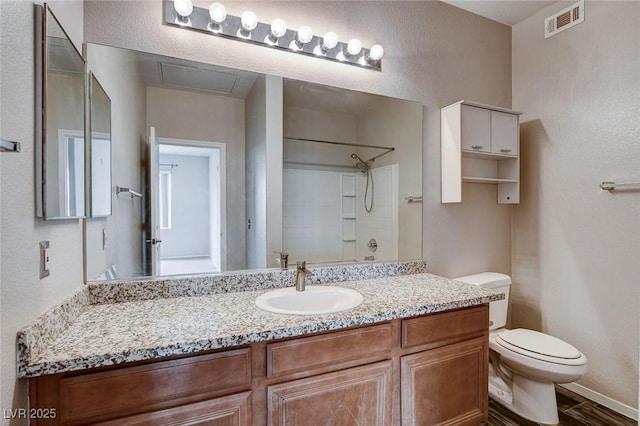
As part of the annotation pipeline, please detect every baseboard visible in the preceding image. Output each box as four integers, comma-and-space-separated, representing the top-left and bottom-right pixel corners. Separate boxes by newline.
559, 383, 638, 421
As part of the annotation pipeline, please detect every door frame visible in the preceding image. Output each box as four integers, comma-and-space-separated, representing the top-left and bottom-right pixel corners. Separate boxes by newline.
156, 137, 227, 272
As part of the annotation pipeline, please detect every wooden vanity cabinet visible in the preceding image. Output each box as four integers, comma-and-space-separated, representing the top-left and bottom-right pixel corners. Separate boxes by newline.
29, 305, 488, 426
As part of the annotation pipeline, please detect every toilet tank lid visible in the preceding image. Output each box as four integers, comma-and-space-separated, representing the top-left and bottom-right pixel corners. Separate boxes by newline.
454, 272, 511, 288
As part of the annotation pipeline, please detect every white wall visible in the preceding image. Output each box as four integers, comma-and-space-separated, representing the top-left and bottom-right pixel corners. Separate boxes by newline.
1, 1, 513, 421
245, 76, 267, 269
283, 105, 357, 169
1, 1, 84, 424
264, 75, 284, 269
512, 1, 639, 413
159, 154, 210, 258
283, 169, 343, 262
245, 75, 283, 269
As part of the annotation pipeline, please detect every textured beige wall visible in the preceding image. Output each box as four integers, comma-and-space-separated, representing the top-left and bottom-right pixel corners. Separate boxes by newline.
1, 0, 512, 422
512, 1, 639, 410
83, 0, 513, 279
356, 99, 423, 261
0, 1, 84, 425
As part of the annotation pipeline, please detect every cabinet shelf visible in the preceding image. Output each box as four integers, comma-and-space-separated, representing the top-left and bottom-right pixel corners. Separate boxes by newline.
461, 150, 517, 160
463, 177, 519, 184
441, 100, 521, 204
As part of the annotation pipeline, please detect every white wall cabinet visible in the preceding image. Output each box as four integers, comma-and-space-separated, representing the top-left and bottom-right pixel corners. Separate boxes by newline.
441, 101, 521, 204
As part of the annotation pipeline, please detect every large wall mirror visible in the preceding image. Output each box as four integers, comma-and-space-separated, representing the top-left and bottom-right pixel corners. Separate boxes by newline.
84, 43, 423, 281
36, 5, 86, 219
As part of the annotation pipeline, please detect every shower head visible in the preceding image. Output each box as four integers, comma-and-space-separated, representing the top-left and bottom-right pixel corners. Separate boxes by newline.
350, 153, 369, 173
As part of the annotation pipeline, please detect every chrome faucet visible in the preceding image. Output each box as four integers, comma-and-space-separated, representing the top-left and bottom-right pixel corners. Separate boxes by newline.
274, 251, 289, 269
295, 261, 313, 291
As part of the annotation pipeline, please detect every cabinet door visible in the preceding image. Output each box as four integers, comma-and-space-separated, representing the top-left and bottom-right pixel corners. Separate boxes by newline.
461, 105, 491, 153
401, 337, 488, 426
490, 111, 518, 156
95, 391, 251, 425
268, 361, 392, 425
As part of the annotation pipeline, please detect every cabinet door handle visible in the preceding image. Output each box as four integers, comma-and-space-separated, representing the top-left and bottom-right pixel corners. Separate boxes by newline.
471, 145, 484, 150
500, 149, 512, 153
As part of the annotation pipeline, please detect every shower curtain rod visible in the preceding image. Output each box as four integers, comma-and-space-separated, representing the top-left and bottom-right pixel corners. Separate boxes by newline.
284, 136, 395, 154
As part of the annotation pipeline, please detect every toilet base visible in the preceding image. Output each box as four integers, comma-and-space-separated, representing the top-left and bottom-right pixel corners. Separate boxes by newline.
489, 370, 560, 425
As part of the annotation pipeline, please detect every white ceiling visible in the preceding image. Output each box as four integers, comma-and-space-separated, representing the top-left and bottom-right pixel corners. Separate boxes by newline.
441, 0, 560, 26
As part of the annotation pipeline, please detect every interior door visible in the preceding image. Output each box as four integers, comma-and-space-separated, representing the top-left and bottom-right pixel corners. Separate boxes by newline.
148, 126, 162, 276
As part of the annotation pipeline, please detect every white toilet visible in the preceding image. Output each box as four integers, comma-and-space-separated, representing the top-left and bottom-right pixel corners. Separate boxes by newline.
455, 272, 587, 425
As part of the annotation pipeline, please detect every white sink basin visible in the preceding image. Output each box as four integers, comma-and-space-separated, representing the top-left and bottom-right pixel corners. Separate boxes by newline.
255, 286, 364, 315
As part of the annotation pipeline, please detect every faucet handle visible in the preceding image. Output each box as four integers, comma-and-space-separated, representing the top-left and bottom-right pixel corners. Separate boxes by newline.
274, 251, 289, 269
296, 261, 313, 275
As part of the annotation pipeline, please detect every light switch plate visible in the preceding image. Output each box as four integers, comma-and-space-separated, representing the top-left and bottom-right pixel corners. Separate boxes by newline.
40, 240, 50, 279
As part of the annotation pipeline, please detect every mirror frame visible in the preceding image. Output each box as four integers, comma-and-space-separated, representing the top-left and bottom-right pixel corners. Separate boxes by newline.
35, 4, 87, 220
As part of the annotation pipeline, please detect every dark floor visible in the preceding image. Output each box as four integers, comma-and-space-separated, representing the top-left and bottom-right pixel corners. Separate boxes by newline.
482, 386, 637, 426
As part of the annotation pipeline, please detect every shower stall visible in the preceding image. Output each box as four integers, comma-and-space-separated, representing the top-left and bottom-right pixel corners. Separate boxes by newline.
282, 137, 398, 264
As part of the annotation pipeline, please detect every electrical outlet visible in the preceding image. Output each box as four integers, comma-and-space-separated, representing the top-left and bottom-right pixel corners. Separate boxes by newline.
40, 241, 50, 279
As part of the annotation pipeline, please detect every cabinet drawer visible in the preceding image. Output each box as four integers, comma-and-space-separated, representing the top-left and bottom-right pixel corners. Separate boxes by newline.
267, 323, 392, 377
59, 348, 251, 423
402, 305, 488, 349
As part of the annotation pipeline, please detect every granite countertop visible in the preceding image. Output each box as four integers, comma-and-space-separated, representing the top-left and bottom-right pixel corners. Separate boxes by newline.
18, 270, 502, 378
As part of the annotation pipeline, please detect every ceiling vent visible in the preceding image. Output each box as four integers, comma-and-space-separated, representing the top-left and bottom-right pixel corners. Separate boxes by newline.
544, 0, 584, 39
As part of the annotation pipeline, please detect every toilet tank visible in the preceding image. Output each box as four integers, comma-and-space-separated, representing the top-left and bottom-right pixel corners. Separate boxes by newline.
454, 272, 511, 331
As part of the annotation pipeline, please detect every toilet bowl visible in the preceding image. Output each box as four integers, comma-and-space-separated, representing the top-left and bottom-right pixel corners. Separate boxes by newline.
455, 273, 587, 425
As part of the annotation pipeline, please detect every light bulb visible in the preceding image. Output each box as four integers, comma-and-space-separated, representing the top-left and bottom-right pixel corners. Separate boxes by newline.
271, 19, 287, 38
209, 3, 226, 24
322, 32, 338, 50
297, 26, 313, 44
173, 0, 193, 18
369, 44, 384, 60
347, 39, 362, 56
241, 11, 258, 31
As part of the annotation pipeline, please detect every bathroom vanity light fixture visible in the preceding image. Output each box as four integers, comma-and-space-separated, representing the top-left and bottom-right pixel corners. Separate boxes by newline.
173, 0, 193, 25
164, 0, 384, 71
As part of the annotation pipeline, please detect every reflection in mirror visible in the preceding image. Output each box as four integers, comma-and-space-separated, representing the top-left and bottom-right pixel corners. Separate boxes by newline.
35, 5, 86, 219
282, 80, 423, 265
87, 73, 112, 217
84, 43, 422, 282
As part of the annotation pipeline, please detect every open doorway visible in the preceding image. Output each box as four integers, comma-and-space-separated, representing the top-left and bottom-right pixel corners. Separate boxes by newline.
154, 138, 226, 275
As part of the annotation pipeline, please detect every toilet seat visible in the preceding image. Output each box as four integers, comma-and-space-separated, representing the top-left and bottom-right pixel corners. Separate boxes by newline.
496, 329, 586, 366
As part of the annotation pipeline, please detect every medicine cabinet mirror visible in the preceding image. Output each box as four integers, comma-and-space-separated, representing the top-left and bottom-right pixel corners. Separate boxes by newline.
87, 73, 112, 217
83, 43, 423, 282
35, 4, 86, 219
